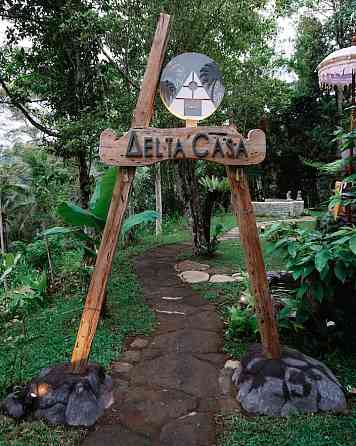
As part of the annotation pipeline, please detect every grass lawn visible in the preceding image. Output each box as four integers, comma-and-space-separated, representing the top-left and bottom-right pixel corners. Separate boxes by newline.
0, 250, 155, 444
219, 410, 356, 446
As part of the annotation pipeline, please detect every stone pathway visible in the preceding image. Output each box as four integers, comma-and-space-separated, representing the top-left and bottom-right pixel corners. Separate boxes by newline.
220, 216, 315, 241
176, 260, 242, 284
83, 244, 238, 446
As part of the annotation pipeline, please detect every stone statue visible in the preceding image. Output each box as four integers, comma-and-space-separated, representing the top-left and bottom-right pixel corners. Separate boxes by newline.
297, 190, 303, 201
286, 190, 292, 201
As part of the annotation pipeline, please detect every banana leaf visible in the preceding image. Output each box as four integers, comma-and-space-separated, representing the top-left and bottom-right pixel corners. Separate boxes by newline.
122, 210, 159, 235
57, 202, 104, 230
89, 168, 118, 220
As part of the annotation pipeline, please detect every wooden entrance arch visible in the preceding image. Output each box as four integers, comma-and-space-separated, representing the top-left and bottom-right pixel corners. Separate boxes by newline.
71, 13, 281, 373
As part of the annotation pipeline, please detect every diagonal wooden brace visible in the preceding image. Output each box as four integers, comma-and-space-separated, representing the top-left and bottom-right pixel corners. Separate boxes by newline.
226, 166, 281, 359
71, 13, 171, 373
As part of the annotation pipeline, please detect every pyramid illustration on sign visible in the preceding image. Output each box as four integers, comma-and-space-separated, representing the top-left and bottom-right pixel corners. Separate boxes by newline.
170, 72, 216, 119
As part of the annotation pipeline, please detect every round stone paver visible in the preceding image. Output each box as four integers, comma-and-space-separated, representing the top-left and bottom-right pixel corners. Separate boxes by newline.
175, 260, 210, 272
209, 274, 237, 283
232, 272, 246, 280
179, 270, 210, 284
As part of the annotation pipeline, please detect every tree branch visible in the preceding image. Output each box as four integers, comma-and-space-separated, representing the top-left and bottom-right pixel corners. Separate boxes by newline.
101, 47, 140, 91
0, 77, 58, 137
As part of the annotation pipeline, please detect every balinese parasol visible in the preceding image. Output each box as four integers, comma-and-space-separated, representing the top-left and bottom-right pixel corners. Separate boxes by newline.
318, 35, 356, 222
318, 35, 356, 91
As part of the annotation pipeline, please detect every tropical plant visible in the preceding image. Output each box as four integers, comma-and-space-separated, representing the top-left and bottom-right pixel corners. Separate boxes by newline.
199, 175, 230, 254
42, 168, 159, 252
0, 252, 22, 290
264, 222, 356, 351
225, 306, 258, 339
0, 162, 30, 253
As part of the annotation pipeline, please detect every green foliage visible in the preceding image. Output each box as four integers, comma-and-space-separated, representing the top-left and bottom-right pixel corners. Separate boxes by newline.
57, 202, 104, 230
199, 176, 230, 193
89, 168, 117, 220
225, 306, 258, 339
42, 168, 159, 252
54, 167, 117, 231
122, 210, 159, 236
0, 145, 77, 243
220, 408, 356, 446
264, 222, 356, 349
207, 223, 225, 255
0, 417, 85, 446
0, 252, 21, 284
0, 245, 155, 393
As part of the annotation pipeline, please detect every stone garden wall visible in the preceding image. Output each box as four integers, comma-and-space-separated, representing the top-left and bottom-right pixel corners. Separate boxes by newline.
252, 200, 304, 218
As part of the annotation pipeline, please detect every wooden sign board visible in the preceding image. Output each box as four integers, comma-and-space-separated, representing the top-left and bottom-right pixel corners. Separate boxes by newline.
100, 126, 266, 166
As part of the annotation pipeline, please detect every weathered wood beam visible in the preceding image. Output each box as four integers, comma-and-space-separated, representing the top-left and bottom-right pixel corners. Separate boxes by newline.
226, 166, 281, 359
71, 13, 171, 372
100, 127, 266, 167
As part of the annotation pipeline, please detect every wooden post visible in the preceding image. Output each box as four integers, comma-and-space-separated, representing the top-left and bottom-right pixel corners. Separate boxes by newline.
71, 13, 171, 372
226, 166, 281, 359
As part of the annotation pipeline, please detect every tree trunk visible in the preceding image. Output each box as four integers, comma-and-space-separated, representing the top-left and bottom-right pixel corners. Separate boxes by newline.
0, 194, 5, 256
202, 191, 218, 252
176, 160, 208, 255
155, 163, 163, 236
78, 152, 91, 209
0, 194, 7, 289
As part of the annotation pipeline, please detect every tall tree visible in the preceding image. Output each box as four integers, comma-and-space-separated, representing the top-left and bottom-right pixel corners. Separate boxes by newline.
265, 14, 338, 204
0, 0, 112, 207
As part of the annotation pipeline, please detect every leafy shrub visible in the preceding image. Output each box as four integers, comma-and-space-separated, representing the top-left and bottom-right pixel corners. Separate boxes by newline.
264, 222, 356, 351
0, 266, 47, 317
225, 305, 257, 339
1, 236, 90, 318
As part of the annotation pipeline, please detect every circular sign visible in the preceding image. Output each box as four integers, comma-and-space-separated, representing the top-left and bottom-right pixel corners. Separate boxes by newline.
160, 52, 224, 121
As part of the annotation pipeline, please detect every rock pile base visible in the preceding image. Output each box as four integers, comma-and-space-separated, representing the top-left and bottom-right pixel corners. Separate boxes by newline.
1, 363, 113, 426
233, 344, 347, 416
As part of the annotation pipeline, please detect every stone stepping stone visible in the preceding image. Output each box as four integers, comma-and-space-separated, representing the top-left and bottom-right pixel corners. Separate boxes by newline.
209, 274, 237, 283
224, 359, 241, 370
121, 350, 141, 364
160, 412, 215, 446
148, 329, 222, 355
155, 302, 198, 316
179, 270, 210, 283
82, 244, 226, 445
118, 388, 197, 434
111, 362, 133, 379
175, 260, 210, 272
83, 425, 152, 446
232, 272, 246, 280
161, 296, 184, 301
130, 338, 149, 349
155, 310, 223, 334
131, 354, 220, 398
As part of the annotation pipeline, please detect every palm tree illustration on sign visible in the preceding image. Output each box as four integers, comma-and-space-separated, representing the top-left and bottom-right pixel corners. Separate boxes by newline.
200, 62, 225, 106
160, 52, 224, 121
